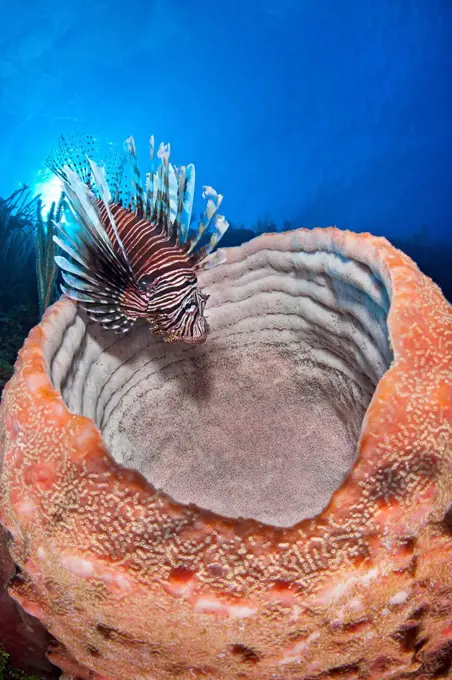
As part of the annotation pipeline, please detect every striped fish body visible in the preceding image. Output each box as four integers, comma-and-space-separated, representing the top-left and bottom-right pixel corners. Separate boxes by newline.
97, 200, 209, 343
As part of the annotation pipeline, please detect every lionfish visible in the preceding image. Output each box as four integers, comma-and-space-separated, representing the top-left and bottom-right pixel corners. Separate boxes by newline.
48, 134, 229, 344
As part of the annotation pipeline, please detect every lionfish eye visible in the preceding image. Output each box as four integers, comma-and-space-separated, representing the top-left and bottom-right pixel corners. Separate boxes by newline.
182, 298, 197, 312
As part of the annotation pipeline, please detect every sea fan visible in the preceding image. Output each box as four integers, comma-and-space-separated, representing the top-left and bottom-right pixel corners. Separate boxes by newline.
35, 195, 64, 316
0, 187, 39, 305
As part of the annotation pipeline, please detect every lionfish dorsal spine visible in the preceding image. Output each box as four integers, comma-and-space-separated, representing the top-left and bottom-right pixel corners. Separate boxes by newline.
86, 157, 133, 274
168, 163, 179, 233
174, 165, 187, 246
186, 186, 224, 255
112, 135, 227, 264
125, 135, 145, 218
154, 142, 170, 233
178, 163, 196, 247
192, 214, 230, 264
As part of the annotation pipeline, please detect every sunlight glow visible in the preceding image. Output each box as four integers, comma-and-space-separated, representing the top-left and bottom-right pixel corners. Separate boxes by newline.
33, 173, 64, 216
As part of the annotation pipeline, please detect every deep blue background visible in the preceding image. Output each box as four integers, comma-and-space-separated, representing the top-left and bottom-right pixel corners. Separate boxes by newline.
0, 0, 451, 243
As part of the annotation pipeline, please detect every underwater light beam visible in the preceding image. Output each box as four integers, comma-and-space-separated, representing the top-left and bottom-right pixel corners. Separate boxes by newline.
33, 173, 64, 215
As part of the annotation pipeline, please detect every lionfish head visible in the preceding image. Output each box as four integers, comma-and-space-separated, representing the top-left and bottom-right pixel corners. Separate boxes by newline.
144, 273, 210, 345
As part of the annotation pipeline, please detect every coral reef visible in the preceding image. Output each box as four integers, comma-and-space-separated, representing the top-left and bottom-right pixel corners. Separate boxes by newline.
0, 188, 38, 309
0, 525, 56, 679
0, 190, 62, 398
0, 227, 451, 679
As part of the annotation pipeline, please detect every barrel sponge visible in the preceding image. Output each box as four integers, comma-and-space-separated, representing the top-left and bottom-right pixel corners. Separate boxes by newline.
0, 227, 451, 679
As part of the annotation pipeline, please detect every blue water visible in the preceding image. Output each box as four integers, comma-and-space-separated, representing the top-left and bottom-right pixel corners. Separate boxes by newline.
0, 0, 451, 244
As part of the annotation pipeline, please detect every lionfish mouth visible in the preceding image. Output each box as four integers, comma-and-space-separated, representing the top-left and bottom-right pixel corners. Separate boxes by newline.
181, 334, 208, 345
159, 331, 208, 345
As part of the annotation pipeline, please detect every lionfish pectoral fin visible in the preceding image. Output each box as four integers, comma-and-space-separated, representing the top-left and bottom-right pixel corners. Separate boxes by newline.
54, 164, 142, 334
62, 280, 139, 335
